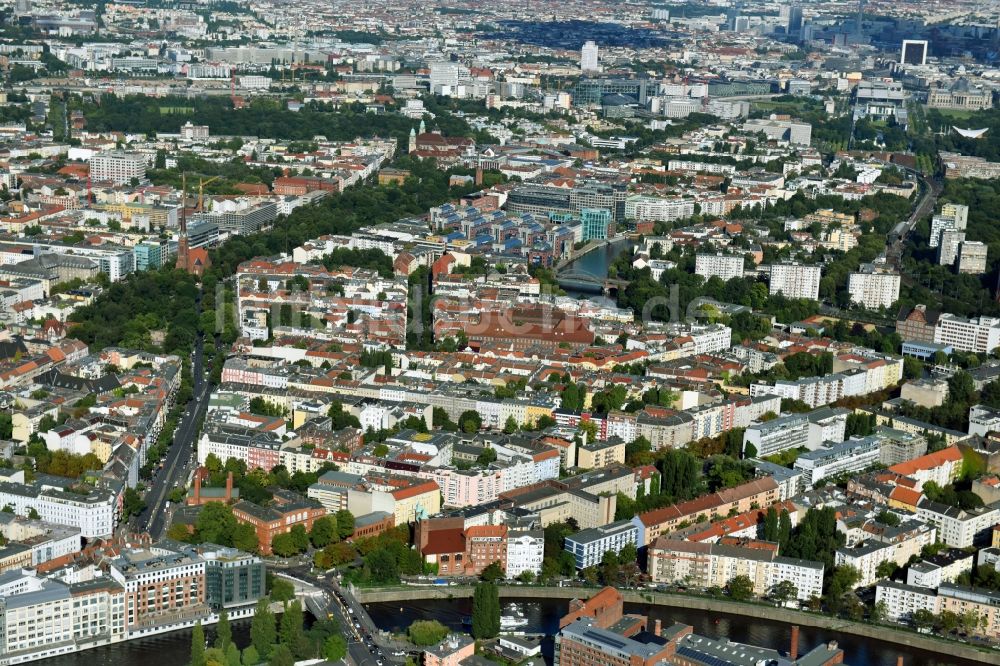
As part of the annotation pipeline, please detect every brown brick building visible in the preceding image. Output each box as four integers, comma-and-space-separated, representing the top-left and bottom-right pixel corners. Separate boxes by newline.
232, 489, 326, 555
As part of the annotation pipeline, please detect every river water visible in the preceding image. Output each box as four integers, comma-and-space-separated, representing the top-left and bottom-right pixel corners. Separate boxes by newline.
40, 620, 252, 666
558, 238, 631, 301
365, 598, 983, 666
32, 596, 985, 666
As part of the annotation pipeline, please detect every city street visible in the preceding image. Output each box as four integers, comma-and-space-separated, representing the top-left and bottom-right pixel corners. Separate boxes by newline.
139, 322, 211, 540
285, 566, 412, 666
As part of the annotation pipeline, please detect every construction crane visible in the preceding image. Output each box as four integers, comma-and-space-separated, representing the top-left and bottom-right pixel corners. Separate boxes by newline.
197, 175, 221, 213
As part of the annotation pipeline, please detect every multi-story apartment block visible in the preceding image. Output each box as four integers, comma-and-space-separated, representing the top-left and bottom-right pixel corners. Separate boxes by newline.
933, 314, 1000, 354
743, 414, 809, 457
768, 263, 821, 300
0, 577, 126, 662
794, 435, 882, 487
624, 195, 695, 223
915, 500, 1000, 548
564, 520, 639, 569
887, 446, 963, 488
695, 253, 745, 282
196, 423, 283, 472
648, 538, 823, 601
848, 264, 900, 310
958, 241, 988, 275
875, 580, 940, 623
505, 530, 544, 578
0, 482, 116, 539
632, 478, 780, 546
576, 439, 625, 469
89, 152, 147, 185
108, 546, 207, 633
938, 584, 1000, 640
938, 229, 965, 266
190, 545, 266, 613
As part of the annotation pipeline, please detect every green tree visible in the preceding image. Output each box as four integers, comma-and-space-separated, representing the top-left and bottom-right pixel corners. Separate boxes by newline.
279, 600, 304, 649
407, 619, 449, 646
268, 576, 295, 602
250, 598, 276, 658
364, 548, 399, 584
335, 509, 355, 539
216, 608, 232, 651
268, 644, 294, 666
727, 574, 754, 601
480, 561, 504, 583
471, 582, 500, 639
242, 646, 260, 666
459, 410, 482, 433
310, 516, 338, 548
323, 634, 347, 661
191, 620, 207, 666
769, 580, 797, 604
223, 643, 240, 666
195, 501, 238, 546
763, 506, 779, 542
870, 600, 888, 624
912, 608, 935, 631
503, 415, 519, 434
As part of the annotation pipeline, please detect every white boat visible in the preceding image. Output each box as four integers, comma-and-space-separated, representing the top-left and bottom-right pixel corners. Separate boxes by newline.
500, 615, 529, 628
500, 602, 529, 628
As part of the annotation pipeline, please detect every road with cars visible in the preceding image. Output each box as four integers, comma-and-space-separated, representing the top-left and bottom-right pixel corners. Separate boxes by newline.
138, 320, 212, 539
284, 566, 412, 666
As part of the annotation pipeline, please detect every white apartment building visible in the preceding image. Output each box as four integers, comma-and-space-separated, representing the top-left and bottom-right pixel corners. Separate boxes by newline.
666, 160, 737, 175
941, 203, 969, 228
848, 267, 900, 310
0, 519, 81, 567
648, 539, 823, 602
624, 195, 695, 222
806, 408, 848, 449
766, 557, 824, 601
687, 324, 733, 355
89, 152, 147, 185
933, 314, 1000, 354
958, 241, 988, 275
0, 483, 116, 539
906, 554, 974, 589
794, 435, 882, 487
836, 521, 936, 587
768, 263, 821, 300
0, 577, 126, 663
564, 520, 638, 569
743, 414, 809, 457
938, 229, 965, 266
915, 500, 1000, 548
505, 530, 544, 578
580, 40, 599, 73
695, 253, 745, 282
875, 581, 939, 623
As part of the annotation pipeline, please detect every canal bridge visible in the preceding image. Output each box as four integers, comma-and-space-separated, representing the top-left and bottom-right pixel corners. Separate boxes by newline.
555, 266, 629, 298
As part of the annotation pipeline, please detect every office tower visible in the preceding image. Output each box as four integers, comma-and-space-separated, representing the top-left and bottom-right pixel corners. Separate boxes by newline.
580, 41, 598, 73
787, 3, 803, 37
580, 208, 612, 241
900, 40, 928, 65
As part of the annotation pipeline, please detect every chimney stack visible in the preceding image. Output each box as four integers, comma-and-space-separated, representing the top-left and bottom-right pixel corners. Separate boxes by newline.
790, 625, 799, 661
226, 471, 234, 500
192, 474, 201, 505
653, 619, 661, 637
